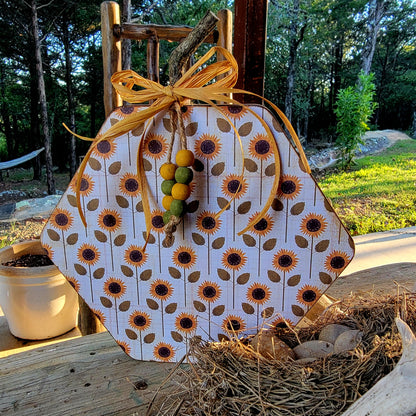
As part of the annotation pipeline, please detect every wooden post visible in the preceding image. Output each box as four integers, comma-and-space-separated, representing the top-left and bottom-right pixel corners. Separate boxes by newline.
233, 0, 268, 103
101, 1, 122, 117
147, 36, 160, 83
216, 9, 233, 60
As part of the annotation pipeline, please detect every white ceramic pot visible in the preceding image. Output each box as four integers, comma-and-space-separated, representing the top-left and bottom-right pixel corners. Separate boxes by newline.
0, 240, 78, 340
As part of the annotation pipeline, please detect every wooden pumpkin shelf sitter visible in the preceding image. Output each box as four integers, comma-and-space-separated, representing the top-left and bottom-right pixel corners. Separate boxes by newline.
43, 20, 355, 362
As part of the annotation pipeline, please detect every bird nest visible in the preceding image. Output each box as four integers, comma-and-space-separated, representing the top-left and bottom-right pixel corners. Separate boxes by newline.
147, 293, 416, 416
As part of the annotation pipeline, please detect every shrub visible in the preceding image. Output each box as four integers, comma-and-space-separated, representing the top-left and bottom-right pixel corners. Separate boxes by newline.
335, 71, 377, 169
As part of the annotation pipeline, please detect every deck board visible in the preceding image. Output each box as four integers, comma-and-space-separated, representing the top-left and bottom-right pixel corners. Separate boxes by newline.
0, 331, 177, 416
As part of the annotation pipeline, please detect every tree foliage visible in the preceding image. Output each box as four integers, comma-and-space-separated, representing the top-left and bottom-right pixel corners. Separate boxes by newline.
0, 0, 415, 181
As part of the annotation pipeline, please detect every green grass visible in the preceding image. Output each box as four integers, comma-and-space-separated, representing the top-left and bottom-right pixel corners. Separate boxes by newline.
318, 139, 416, 235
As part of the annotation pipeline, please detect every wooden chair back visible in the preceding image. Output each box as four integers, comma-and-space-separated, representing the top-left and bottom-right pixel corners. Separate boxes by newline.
101, 1, 232, 117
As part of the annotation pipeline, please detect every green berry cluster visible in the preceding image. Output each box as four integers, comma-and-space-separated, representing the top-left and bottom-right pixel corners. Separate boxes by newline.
160, 149, 195, 224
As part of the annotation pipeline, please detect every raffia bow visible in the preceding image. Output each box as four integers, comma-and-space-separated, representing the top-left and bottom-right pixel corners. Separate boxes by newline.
65, 46, 310, 238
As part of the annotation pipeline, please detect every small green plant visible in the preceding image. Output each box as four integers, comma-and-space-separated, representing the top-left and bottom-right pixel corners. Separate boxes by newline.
334, 71, 377, 169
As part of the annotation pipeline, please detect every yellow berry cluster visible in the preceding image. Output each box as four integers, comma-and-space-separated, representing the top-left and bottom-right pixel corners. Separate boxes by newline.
160, 149, 195, 224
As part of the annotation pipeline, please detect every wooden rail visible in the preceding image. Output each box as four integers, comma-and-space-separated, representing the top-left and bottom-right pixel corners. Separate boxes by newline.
101, 1, 232, 117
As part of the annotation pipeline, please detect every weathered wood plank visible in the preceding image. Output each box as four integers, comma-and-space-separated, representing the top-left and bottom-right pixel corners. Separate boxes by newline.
0, 331, 177, 416
101, 1, 122, 117
115, 23, 216, 43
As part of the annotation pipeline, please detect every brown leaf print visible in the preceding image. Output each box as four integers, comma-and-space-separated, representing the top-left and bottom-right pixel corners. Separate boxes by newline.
272, 117, 283, 132
113, 234, 126, 247
264, 163, 275, 177
298, 158, 308, 173
131, 123, 144, 136
192, 233, 205, 246
193, 300, 206, 313
287, 274, 301, 287
87, 199, 100, 211
145, 233, 156, 244
242, 302, 255, 315
216, 118, 231, 132
168, 267, 181, 279
140, 269, 152, 281
187, 200, 199, 213
93, 268, 105, 279
244, 158, 258, 172
263, 238, 277, 251
291, 202, 305, 216
100, 296, 113, 308
315, 240, 330, 253
136, 201, 143, 212
237, 273, 250, 285
125, 329, 138, 340
47, 229, 60, 241
217, 268, 231, 281
116, 195, 129, 208
162, 118, 172, 132
217, 197, 231, 210
261, 307, 274, 318
212, 305, 225, 316
67, 194, 78, 207
295, 235, 309, 249
121, 265, 134, 277
88, 157, 102, 171
268, 270, 281, 283
211, 162, 225, 176
188, 271, 201, 283
108, 161, 121, 175
238, 122, 252, 136
271, 198, 284, 211
110, 118, 119, 126
237, 201, 251, 215
242, 234, 256, 247
212, 237, 225, 249
218, 333, 230, 342
319, 272, 333, 285
185, 122, 198, 136
171, 331, 184, 343
292, 305, 305, 317
193, 159, 205, 172
94, 230, 107, 243
142, 158, 152, 172
119, 301, 131, 312
74, 264, 87, 275
165, 303, 177, 314
143, 333, 155, 343
146, 298, 159, 310
66, 233, 78, 245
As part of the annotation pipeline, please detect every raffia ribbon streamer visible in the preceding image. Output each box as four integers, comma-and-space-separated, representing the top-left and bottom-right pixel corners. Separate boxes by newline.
65, 46, 311, 237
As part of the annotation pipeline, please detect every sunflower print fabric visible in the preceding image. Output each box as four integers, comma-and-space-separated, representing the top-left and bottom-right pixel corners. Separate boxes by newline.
41, 105, 354, 362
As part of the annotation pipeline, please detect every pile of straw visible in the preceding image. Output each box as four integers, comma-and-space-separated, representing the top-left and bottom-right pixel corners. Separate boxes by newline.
149, 294, 416, 416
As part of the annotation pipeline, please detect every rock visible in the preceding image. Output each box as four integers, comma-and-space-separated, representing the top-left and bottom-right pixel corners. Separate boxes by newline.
319, 324, 351, 344
293, 340, 334, 359
250, 329, 295, 361
334, 329, 363, 354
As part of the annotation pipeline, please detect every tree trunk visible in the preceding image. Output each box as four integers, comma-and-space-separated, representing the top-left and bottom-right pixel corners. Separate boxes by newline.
361, 0, 385, 75
121, 0, 131, 71
31, 0, 55, 194
411, 105, 416, 139
63, 13, 77, 178
29, 59, 41, 180
284, 0, 306, 123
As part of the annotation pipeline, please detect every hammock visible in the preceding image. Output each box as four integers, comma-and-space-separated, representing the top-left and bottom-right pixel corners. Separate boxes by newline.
0, 148, 44, 170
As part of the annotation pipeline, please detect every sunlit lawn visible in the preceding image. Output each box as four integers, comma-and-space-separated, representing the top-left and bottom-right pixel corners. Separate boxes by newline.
318, 139, 416, 235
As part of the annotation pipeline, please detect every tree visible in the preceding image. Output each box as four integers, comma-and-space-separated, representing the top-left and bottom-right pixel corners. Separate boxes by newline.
30, 0, 55, 193
335, 71, 377, 169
